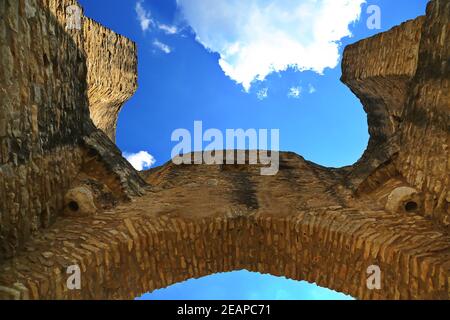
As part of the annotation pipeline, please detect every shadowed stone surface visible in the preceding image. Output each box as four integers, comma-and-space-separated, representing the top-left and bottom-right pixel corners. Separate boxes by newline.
0, 0, 448, 300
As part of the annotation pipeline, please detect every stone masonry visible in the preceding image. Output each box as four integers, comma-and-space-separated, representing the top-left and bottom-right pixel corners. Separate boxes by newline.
0, 0, 146, 262
0, 0, 448, 300
84, 17, 138, 142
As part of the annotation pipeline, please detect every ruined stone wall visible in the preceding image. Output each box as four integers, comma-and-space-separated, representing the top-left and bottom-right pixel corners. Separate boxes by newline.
84, 18, 138, 142
397, 0, 449, 226
1, 151, 448, 300
341, 18, 424, 188
342, 18, 422, 81
342, 3, 449, 229
0, 195, 448, 300
342, 17, 423, 141
0, 0, 146, 262
0, 0, 90, 261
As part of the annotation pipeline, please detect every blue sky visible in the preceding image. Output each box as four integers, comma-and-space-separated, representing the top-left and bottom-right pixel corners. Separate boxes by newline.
79, 0, 428, 300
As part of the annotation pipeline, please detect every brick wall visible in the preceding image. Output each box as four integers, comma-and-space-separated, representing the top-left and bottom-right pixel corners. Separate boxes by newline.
84, 18, 138, 142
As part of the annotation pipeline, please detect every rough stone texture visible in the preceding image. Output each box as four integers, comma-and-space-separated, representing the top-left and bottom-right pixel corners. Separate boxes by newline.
0, 0, 88, 261
342, 0, 449, 227
0, 154, 449, 300
341, 17, 424, 189
0, 0, 449, 300
0, 0, 145, 262
0, 149, 447, 299
385, 186, 421, 214
396, 0, 449, 227
84, 18, 137, 142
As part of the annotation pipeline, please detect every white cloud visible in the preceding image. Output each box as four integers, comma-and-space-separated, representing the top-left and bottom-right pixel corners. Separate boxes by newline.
135, 1, 153, 32
153, 39, 172, 54
256, 88, 268, 100
158, 23, 178, 35
135, 1, 180, 36
288, 86, 302, 99
177, 0, 364, 91
124, 151, 156, 171
308, 83, 316, 94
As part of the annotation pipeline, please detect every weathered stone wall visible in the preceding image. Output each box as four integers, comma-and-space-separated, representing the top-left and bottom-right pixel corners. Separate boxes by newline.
397, 0, 449, 226
0, 0, 448, 301
84, 18, 138, 142
0, 0, 146, 262
0, 153, 448, 300
0, 0, 90, 261
342, 2, 449, 229
341, 18, 424, 189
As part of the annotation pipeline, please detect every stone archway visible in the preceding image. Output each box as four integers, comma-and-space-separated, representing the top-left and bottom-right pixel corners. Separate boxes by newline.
0, 0, 448, 300
0, 153, 449, 300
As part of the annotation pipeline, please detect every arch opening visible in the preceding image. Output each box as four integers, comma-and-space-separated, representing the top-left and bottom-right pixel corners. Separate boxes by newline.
137, 270, 354, 300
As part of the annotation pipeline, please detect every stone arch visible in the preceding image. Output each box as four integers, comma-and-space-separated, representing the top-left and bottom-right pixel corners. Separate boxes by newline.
1, 204, 448, 300
0, 0, 449, 301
